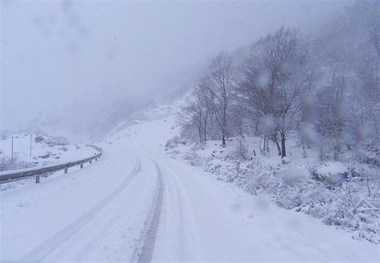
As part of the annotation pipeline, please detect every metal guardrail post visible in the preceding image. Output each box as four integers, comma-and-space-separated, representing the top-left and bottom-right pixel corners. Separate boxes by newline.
11, 136, 14, 163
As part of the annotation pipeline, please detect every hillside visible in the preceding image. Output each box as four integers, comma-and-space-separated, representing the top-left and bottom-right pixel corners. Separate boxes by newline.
104, 100, 380, 244
0, 132, 97, 172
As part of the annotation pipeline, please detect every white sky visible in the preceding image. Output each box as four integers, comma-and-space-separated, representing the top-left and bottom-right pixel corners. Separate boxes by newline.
1, 0, 349, 139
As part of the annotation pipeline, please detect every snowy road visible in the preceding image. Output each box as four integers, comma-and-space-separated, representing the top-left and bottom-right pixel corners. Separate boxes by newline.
0, 143, 378, 262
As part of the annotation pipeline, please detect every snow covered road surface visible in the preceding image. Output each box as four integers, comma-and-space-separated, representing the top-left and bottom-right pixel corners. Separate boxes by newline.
0, 143, 379, 262
133, 161, 164, 262
136, 149, 379, 262
1, 145, 158, 262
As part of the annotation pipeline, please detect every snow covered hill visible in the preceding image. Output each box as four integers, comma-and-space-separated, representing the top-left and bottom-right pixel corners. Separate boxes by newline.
104, 103, 379, 260
0, 132, 97, 172
106, 101, 380, 243
0, 103, 379, 262
104, 103, 183, 151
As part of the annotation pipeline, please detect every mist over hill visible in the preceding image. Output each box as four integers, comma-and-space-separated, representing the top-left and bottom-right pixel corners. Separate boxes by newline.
1, 0, 349, 141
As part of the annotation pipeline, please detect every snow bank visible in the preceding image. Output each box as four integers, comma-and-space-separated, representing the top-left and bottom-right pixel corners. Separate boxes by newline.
167, 134, 380, 244
0, 132, 97, 173
103, 102, 380, 244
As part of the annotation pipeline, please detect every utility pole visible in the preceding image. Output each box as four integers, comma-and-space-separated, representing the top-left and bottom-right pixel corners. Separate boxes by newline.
30, 134, 32, 157
11, 136, 14, 163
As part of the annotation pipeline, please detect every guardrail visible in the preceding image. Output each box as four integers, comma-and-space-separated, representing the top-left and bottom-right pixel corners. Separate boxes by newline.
0, 145, 103, 184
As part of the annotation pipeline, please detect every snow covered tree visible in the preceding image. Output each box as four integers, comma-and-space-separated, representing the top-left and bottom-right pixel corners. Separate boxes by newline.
203, 52, 236, 146
240, 27, 313, 157
180, 77, 214, 143
311, 0, 380, 155
315, 70, 348, 160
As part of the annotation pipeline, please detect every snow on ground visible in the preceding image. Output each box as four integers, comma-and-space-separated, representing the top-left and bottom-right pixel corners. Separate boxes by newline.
0, 104, 379, 262
0, 144, 157, 261
143, 102, 379, 243
104, 104, 182, 151
105, 104, 379, 261
173, 135, 380, 243
0, 132, 97, 172
144, 151, 379, 261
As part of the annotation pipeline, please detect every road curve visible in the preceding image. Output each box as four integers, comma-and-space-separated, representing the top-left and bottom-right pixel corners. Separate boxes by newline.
21, 159, 142, 262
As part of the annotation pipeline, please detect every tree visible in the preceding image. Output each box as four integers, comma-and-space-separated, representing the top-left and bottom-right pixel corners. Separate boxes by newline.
240, 27, 313, 157
310, 0, 380, 152
315, 70, 348, 160
180, 78, 213, 143
204, 52, 236, 146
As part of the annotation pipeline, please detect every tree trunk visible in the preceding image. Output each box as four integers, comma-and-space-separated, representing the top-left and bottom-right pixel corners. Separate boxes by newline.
281, 132, 286, 158
203, 117, 208, 142
271, 137, 281, 156
222, 133, 226, 147
276, 141, 281, 156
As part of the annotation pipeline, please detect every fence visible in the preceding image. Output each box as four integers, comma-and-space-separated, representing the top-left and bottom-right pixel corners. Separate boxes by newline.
0, 145, 102, 184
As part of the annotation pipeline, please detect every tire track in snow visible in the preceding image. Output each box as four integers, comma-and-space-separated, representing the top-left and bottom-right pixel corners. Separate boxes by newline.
157, 160, 204, 261
21, 159, 142, 262
132, 160, 164, 263
130, 151, 203, 262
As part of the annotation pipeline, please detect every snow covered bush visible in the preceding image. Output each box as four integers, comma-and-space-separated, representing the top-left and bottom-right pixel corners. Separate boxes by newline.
165, 136, 187, 150
233, 140, 249, 161
310, 162, 348, 185
174, 137, 380, 243
45, 136, 69, 146
34, 136, 44, 143
274, 171, 380, 243
183, 151, 203, 167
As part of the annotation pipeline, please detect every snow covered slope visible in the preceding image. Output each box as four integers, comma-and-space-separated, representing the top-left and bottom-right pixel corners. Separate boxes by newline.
0, 104, 378, 262
105, 104, 183, 151
0, 132, 97, 172
104, 104, 379, 261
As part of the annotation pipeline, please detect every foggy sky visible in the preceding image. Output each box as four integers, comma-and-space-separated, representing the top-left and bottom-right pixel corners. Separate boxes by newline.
1, 0, 349, 140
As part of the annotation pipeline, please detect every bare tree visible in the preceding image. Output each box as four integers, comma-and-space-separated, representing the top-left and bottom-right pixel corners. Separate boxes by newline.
180, 78, 214, 143
367, 0, 380, 59
315, 70, 347, 160
240, 27, 313, 157
313, 0, 380, 151
204, 52, 236, 146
